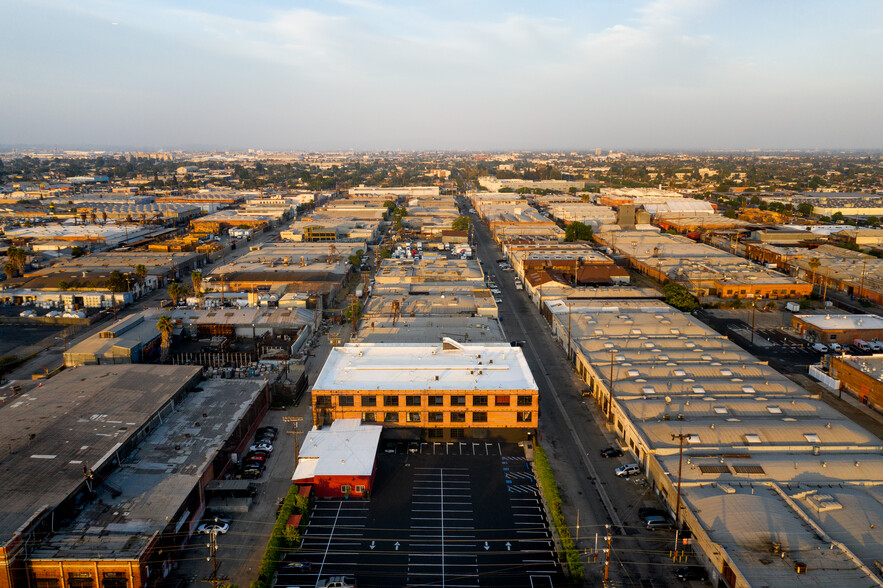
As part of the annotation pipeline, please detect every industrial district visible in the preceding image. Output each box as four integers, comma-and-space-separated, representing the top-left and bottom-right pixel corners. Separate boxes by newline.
1, 150, 883, 588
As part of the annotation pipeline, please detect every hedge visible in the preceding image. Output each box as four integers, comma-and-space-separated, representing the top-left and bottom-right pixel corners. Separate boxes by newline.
534, 443, 585, 584
250, 486, 311, 588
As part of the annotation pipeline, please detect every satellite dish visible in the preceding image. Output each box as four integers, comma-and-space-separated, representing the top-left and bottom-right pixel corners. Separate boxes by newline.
664, 396, 672, 404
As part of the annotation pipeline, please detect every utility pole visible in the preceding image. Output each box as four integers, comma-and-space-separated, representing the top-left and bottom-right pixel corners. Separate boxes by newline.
750, 300, 757, 345
822, 265, 830, 307
603, 524, 612, 585
860, 259, 868, 301
567, 302, 572, 361
202, 524, 228, 588
283, 416, 304, 463
671, 433, 692, 529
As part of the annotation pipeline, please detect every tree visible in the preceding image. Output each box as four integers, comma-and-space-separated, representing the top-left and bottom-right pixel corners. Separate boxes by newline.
797, 202, 814, 216
58, 280, 69, 291
167, 282, 187, 305
191, 270, 203, 297
564, 222, 594, 242
451, 216, 471, 231
723, 209, 738, 219
663, 282, 699, 312
105, 270, 132, 293
71, 246, 85, 258
832, 211, 845, 222
134, 264, 147, 286
750, 195, 760, 205
380, 248, 392, 259
3, 262, 15, 279
867, 216, 879, 227
808, 257, 820, 287
156, 315, 173, 363
348, 250, 365, 267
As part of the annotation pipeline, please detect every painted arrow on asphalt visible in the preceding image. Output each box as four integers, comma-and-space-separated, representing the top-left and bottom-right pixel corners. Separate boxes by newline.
483, 542, 490, 551
505, 542, 511, 551
394, 542, 400, 551
370, 541, 376, 550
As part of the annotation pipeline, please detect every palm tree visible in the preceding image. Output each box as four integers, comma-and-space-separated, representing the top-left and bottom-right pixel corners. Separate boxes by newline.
156, 315, 173, 363
191, 270, 203, 297
4, 261, 16, 279
808, 257, 820, 289
167, 282, 186, 305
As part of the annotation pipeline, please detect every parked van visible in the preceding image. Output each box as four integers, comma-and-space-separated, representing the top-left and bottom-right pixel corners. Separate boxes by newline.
811, 343, 829, 353
853, 339, 871, 352
829, 342, 842, 352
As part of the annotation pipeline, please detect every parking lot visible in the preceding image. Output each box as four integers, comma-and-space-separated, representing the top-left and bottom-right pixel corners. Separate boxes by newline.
275, 444, 563, 588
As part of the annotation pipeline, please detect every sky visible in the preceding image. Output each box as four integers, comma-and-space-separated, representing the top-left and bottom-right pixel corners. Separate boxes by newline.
2, 0, 882, 151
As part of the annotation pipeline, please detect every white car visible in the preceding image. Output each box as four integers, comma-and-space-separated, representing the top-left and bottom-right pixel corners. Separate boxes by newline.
494, 297, 503, 303
615, 463, 641, 477
249, 443, 273, 453
811, 343, 829, 354
197, 522, 229, 534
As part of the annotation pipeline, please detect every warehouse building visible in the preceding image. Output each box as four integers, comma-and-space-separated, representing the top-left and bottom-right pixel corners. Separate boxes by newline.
0, 365, 270, 588
545, 299, 883, 588
310, 340, 538, 442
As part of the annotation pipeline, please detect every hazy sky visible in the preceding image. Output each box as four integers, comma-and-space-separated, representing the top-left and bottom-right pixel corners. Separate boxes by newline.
2, 0, 882, 151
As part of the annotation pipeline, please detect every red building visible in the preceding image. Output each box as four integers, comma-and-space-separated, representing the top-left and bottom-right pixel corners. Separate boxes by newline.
292, 420, 382, 498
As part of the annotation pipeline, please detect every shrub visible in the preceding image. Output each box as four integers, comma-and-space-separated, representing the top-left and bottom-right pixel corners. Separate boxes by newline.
534, 443, 584, 583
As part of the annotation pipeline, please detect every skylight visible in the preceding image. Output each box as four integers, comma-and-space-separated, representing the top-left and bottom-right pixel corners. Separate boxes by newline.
713, 406, 729, 414
627, 369, 640, 377
804, 433, 821, 443
742, 386, 755, 394
642, 386, 655, 394
744, 434, 762, 444
720, 369, 732, 376
766, 406, 782, 414
674, 369, 686, 376
692, 386, 705, 394
687, 435, 701, 444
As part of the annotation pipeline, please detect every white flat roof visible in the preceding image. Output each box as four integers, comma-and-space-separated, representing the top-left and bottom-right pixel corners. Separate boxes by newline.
795, 313, 883, 331
292, 419, 382, 481
312, 341, 538, 392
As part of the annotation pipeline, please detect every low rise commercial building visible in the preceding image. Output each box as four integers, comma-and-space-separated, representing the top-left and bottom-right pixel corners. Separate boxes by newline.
596, 229, 811, 300
351, 316, 505, 344
292, 419, 382, 498
546, 299, 883, 588
791, 313, 883, 345
310, 340, 538, 442
829, 354, 883, 413
0, 365, 270, 588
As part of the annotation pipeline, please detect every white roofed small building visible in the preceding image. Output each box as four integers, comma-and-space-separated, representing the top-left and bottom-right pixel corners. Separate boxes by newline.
292, 420, 382, 498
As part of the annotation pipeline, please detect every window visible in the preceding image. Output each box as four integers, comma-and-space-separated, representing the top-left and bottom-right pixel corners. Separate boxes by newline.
428, 412, 444, 423
495, 395, 510, 406
830, 334, 837, 341
428, 428, 443, 438
68, 575, 93, 588
407, 412, 421, 423
361, 395, 377, 407
384, 395, 399, 407
102, 574, 127, 588
473, 395, 488, 406
316, 395, 332, 408
428, 395, 444, 407
354, 485, 366, 493
339, 395, 354, 407
35, 580, 59, 588
451, 395, 466, 406
450, 428, 465, 438
517, 411, 532, 423
517, 395, 533, 406
340, 484, 351, 494
384, 412, 399, 423
451, 412, 466, 423
362, 412, 376, 422
406, 395, 421, 407
472, 411, 488, 423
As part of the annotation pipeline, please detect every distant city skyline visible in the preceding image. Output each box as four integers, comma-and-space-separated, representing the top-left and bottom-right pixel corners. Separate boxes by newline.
3, 0, 882, 151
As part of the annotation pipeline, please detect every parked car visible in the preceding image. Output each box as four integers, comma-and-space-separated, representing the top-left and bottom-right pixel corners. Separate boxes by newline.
383, 442, 397, 454
638, 507, 667, 522
408, 441, 419, 454
197, 522, 229, 534
675, 566, 706, 582
811, 343, 829, 353
238, 468, 263, 479
256, 436, 275, 445
494, 297, 503, 303
644, 516, 672, 530
600, 447, 624, 458
615, 463, 641, 477
249, 443, 274, 453
284, 561, 312, 571
316, 577, 355, 588
829, 342, 842, 352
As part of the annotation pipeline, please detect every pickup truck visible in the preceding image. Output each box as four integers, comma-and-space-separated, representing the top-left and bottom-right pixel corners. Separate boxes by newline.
316, 577, 356, 588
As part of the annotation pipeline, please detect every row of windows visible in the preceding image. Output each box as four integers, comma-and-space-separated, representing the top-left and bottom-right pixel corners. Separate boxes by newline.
358, 411, 533, 423
318, 394, 533, 408
36, 573, 127, 588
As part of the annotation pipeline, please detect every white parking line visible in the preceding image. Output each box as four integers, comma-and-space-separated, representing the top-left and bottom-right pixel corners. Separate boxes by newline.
314, 502, 342, 583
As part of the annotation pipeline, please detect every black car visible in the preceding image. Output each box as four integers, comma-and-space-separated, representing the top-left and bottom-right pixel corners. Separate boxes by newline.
675, 566, 706, 582
600, 447, 624, 458
238, 468, 262, 479
638, 507, 668, 522
257, 426, 278, 435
